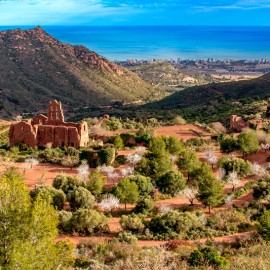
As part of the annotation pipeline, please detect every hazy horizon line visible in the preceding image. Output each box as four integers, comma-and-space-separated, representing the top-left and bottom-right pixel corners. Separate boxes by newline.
1, 25, 270, 27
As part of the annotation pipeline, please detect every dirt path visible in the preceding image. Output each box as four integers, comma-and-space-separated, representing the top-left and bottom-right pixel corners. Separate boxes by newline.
57, 231, 255, 247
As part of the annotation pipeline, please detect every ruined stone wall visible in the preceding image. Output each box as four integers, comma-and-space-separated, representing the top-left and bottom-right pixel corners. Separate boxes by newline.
36, 125, 55, 147
32, 114, 48, 126
36, 125, 80, 148
9, 100, 89, 148
9, 121, 37, 147
230, 115, 248, 132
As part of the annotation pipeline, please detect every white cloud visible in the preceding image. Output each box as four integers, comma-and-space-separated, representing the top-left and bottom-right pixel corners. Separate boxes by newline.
1, 0, 270, 25
194, 0, 270, 12
0, 0, 137, 25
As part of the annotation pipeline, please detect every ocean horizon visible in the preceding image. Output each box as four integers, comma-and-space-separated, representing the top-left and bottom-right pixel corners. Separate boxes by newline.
1, 25, 270, 61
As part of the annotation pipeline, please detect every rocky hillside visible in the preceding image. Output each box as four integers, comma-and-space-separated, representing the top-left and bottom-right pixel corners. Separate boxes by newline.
0, 26, 153, 118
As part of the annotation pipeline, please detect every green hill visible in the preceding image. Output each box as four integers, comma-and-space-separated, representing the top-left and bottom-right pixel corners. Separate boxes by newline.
146, 73, 270, 123
0, 26, 153, 118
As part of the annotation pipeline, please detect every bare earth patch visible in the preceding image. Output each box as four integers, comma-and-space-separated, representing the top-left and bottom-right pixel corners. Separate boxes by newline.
154, 124, 211, 141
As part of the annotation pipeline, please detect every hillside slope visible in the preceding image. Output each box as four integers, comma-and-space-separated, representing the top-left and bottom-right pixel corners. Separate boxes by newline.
148, 73, 270, 109
0, 26, 153, 117
126, 61, 217, 88
145, 73, 270, 123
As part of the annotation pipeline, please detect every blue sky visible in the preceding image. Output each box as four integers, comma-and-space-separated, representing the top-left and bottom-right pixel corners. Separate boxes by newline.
1, 0, 270, 26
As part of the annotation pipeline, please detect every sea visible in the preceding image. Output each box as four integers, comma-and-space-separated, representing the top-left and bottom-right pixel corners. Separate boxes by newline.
1, 26, 270, 61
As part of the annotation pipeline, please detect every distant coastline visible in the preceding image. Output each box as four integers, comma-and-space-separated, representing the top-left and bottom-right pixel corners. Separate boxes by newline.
1, 26, 270, 61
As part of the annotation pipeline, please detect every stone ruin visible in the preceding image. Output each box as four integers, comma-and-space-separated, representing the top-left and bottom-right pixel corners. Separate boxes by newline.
9, 100, 89, 148
229, 115, 249, 132
230, 102, 270, 132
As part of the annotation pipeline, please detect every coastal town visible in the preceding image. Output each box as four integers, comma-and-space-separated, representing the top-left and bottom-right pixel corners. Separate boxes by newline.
118, 58, 270, 80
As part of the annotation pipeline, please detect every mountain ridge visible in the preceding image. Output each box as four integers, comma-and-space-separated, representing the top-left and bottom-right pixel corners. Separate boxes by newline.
0, 26, 153, 117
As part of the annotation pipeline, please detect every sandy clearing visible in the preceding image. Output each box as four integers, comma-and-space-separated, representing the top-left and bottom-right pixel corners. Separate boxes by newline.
154, 125, 211, 141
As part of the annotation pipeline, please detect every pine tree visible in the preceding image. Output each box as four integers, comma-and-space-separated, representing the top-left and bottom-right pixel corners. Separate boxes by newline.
0, 168, 74, 269
113, 135, 124, 150
238, 132, 260, 159
197, 176, 224, 213
177, 150, 201, 180
115, 178, 139, 211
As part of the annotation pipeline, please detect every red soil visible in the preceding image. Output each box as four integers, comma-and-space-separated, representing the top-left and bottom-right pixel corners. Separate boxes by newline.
57, 231, 255, 248
2, 128, 267, 248
154, 125, 211, 141
247, 150, 269, 165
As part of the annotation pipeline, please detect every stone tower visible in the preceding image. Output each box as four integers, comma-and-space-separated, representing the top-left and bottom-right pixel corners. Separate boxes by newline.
47, 100, 64, 125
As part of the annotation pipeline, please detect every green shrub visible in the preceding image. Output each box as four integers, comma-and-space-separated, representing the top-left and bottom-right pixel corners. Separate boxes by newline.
53, 175, 85, 194
120, 214, 145, 233
253, 175, 270, 199
102, 117, 122, 131
238, 132, 260, 158
38, 148, 64, 163
134, 197, 154, 214
171, 116, 186, 125
185, 138, 205, 147
86, 171, 105, 196
188, 246, 230, 268
115, 178, 139, 211
61, 155, 80, 168
118, 232, 138, 244
220, 137, 240, 153
258, 210, 270, 241
65, 147, 79, 156
74, 256, 91, 269
113, 135, 124, 150
120, 133, 134, 146
71, 209, 107, 235
135, 128, 151, 143
126, 175, 153, 198
210, 210, 247, 233
149, 136, 166, 156
113, 155, 127, 167
0, 149, 7, 156
79, 149, 100, 168
163, 136, 183, 155
148, 211, 201, 239
135, 152, 172, 180
58, 210, 73, 233
98, 147, 115, 165
218, 156, 251, 177
67, 187, 95, 210
30, 185, 66, 210
156, 171, 186, 196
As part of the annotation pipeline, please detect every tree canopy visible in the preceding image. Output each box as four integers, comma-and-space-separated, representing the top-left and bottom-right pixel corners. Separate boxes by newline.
115, 178, 139, 210
0, 168, 73, 269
